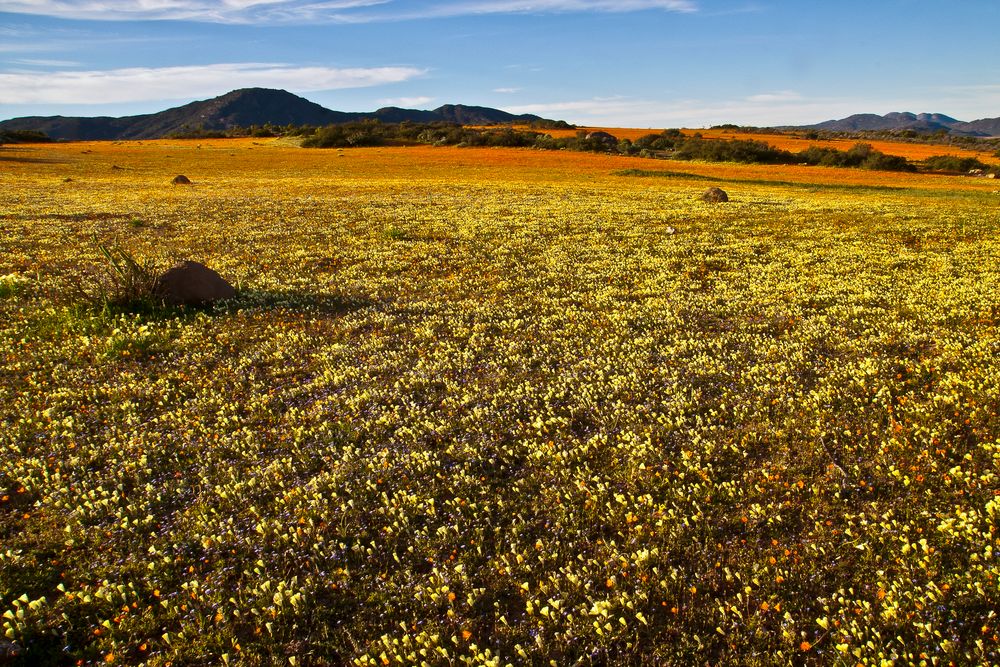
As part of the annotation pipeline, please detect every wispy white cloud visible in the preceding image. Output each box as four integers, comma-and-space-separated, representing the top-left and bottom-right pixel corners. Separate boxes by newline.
922, 83, 1000, 121
0, 63, 426, 104
0, 24, 183, 54
0, 0, 387, 23
0, 0, 698, 24
8, 58, 82, 67
493, 87, 521, 94
746, 90, 802, 103
395, 0, 697, 19
377, 95, 434, 107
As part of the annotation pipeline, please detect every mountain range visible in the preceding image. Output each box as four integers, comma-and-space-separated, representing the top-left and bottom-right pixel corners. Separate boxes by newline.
800, 112, 1000, 137
3, 88, 998, 141
0, 88, 560, 141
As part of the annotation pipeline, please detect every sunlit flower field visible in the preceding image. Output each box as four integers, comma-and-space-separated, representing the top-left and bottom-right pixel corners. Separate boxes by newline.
2, 138, 999, 665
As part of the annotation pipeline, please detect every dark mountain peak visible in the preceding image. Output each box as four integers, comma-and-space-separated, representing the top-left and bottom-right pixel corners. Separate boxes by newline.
372, 106, 441, 123
217, 87, 296, 100
204, 87, 325, 114
433, 104, 541, 125
172, 87, 348, 129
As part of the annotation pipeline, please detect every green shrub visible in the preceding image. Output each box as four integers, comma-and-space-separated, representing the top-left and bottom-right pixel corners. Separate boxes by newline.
923, 155, 990, 172
73, 241, 163, 312
0, 129, 51, 144
795, 143, 914, 172
0, 273, 31, 299
302, 121, 542, 149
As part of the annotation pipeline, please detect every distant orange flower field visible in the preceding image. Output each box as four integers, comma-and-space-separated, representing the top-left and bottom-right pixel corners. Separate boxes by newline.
506, 124, 1000, 164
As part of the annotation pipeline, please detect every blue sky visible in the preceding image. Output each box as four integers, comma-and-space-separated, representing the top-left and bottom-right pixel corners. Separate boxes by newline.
1, 0, 999, 126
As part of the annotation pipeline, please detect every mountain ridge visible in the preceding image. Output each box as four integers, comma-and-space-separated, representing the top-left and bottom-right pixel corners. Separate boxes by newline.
5, 91, 998, 140
800, 111, 1000, 137
0, 88, 561, 141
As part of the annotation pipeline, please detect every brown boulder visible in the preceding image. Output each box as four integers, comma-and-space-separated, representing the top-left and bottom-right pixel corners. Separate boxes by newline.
586, 131, 618, 144
172, 174, 192, 185
701, 187, 729, 203
154, 261, 235, 305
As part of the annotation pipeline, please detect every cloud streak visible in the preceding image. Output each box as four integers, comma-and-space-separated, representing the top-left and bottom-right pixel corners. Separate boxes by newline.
746, 90, 802, 104
0, 63, 426, 104
377, 95, 435, 107
9, 58, 82, 67
0, 0, 697, 24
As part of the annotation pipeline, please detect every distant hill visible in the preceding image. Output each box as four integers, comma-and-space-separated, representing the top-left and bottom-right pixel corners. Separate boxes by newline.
0, 88, 560, 141
958, 117, 1000, 137
800, 111, 1000, 137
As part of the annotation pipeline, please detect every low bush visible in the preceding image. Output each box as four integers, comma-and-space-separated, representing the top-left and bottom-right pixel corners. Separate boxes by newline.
0, 129, 51, 144
922, 155, 991, 172
72, 241, 163, 312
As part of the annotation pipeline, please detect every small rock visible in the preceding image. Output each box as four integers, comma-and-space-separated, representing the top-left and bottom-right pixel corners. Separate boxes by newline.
154, 261, 235, 305
701, 187, 729, 203
172, 174, 192, 185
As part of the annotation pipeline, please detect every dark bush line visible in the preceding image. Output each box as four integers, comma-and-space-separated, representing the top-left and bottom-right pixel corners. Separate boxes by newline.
921, 154, 993, 173
299, 122, 921, 172
301, 121, 543, 148
167, 123, 318, 139
613, 131, 914, 172
0, 129, 52, 144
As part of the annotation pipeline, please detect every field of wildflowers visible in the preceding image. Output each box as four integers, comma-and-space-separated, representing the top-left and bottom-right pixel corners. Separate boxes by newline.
530, 126, 1000, 165
2, 138, 999, 665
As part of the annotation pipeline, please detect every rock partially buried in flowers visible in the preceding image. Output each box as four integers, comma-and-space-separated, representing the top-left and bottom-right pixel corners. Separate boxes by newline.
700, 187, 729, 203
154, 260, 235, 305
172, 174, 192, 185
